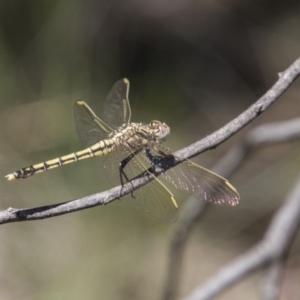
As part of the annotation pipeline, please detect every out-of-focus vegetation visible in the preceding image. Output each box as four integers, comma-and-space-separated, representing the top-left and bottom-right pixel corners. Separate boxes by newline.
1, 1, 300, 299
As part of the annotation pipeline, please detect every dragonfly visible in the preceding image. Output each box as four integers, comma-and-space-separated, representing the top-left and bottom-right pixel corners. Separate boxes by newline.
5, 78, 239, 221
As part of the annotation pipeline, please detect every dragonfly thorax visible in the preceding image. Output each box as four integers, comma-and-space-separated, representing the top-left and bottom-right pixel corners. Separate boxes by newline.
108, 121, 170, 150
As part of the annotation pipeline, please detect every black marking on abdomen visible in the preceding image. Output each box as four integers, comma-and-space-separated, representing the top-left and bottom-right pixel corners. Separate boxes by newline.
15, 165, 37, 179
88, 147, 95, 157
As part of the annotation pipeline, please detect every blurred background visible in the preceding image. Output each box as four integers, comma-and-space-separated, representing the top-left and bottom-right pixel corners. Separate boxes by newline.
0, 0, 300, 299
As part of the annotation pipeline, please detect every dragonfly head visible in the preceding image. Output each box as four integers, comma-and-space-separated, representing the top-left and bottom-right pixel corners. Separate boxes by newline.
149, 120, 170, 141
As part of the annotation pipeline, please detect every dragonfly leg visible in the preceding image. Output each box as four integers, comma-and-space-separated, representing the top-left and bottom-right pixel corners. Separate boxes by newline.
119, 149, 142, 198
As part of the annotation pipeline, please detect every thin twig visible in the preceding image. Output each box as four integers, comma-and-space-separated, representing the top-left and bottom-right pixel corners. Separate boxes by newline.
1, 57, 300, 224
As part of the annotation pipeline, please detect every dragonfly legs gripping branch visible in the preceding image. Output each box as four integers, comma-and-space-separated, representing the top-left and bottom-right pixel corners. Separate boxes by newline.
119, 148, 142, 199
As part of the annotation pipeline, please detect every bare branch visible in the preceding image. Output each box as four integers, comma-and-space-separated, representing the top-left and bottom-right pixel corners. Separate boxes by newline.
182, 173, 300, 300
1, 57, 300, 225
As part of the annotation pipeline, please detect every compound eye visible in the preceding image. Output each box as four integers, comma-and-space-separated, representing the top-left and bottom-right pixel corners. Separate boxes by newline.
149, 120, 159, 129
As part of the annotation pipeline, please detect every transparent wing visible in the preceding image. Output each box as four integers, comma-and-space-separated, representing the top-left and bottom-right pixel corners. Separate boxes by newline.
122, 174, 178, 222
167, 161, 239, 206
100, 78, 131, 128
73, 78, 130, 148
155, 145, 240, 206
101, 146, 178, 222
73, 100, 111, 148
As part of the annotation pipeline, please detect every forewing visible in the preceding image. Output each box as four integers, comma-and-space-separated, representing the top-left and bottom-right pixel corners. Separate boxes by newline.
100, 78, 131, 128
73, 101, 110, 148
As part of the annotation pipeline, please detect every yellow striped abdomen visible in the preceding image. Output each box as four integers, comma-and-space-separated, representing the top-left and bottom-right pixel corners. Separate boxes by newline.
5, 139, 115, 180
